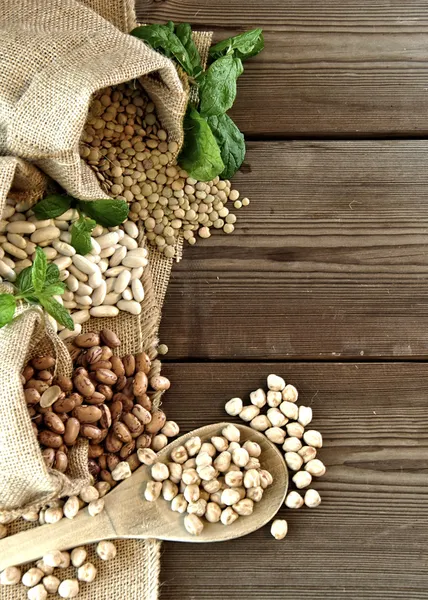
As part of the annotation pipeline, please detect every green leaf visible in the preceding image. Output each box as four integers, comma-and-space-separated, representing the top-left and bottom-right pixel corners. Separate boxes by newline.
39, 296, 74, 331
166, 21, 175, 32
33, 194, 73, 220
209, 28, 264, 62
178, 107, 224, 181
32, 247, 47, 293
71, 216, 96, 256
130, 25, 194, 76
0, 294, 16, 328
45, 263, 61, 285
16, 266, 34, 296
199, 55, 243, 117
175, 23, 202, 77
207, 114, 246, 179
79, 199, 129, 228
42, 283, 66, 297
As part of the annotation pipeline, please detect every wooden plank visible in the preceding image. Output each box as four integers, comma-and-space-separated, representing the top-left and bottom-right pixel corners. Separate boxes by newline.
136, 0, 428, 137
159, 362, 428, 600
160, 140, 428, 360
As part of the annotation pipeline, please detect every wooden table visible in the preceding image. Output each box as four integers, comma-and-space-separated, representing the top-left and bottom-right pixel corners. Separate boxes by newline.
137, 2, 428, 598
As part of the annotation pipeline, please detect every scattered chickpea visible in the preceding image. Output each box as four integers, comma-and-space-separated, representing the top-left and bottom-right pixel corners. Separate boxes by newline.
304, 489, 322, 508
43, 575, 61, 594
220, 507, 238, 526
70, 547, 87, 568
285, 491, 304, 509
27, 583, 48, 600
96, 540, 117, 561
270, 519, 288, 540
303, 430, 323, 448
292, 471, 312, 490
58, 578, 79, 598
151, 463, 169, 482
0, 566, 21, 585
305, 459, 326, 477
225, 397, 243, 416
77, 562, 97, 583
145, 481, 162, 501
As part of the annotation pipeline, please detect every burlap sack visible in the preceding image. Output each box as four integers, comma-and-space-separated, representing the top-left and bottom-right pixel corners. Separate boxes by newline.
0, 158, 91, 517
0, 0, 212, 596
0, 0, 188, 201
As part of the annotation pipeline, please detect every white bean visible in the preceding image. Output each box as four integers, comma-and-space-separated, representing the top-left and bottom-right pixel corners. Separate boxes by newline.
0, 259, 16, 281
72, 255, 97, 275
122, 254, 149, 268
2, 241, 27, 260
66, 274, 79, 292
60, 231, 72, 243
59, 324, 82, 340
96, 232, 119, 249
120, 234, 138, 250
3, 255, 15, 268
6, 221, 36, 234
90, 306, 119, 317
53, 256, 72, 271
86, 254, 100, 264
63, 301, 77, 309
76, 282, 92, 296
7, 233, 27, 249
131, 267, 144, 280
131, 278, 145, 302
114, 270, 131, 294
89, 270, 103, 288
105, 265, 126, 277
98, 258, 109, 273
99, 247, 116, 258
105, 278, 115, 293
92, 224, 104, 237
102, 292, 121, 305
60, 270, 70, 281
122, 287, 133, 301
76, 295, 92, 307
124, 221, 139, 238
68, 264, 88, 282
30, 226, 61, 244
117, 300, 142, 315
90, 238, 101, 255
71, 309, 90, 324
109, 246, 127, 267
53, 240, 76, 257
62, 208, 79, 221
92, 280, 107, 306
2, 206, 15, 219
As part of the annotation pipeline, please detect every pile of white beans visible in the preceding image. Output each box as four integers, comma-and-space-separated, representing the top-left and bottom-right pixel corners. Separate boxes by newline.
0, 201, 147, 336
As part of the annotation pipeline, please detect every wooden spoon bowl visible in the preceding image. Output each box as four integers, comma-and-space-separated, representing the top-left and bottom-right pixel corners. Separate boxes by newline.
0, 423, 288, 569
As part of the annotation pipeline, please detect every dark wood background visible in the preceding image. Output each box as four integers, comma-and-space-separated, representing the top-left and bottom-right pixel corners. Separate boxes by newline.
136, 1, 428, 598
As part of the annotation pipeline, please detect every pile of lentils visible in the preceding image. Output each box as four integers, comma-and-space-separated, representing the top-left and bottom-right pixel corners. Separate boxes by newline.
80, 80, 249, 258
0, 205, 147, 332
225, 374, 325, 511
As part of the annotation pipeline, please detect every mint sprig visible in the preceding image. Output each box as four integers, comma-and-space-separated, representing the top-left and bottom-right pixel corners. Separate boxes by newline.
131, 23, 263, 180
31, 195, 129, 256
0, 247, 74, 331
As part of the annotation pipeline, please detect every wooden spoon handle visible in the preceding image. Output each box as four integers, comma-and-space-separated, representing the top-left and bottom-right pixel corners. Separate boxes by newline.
0, 508, 116, 570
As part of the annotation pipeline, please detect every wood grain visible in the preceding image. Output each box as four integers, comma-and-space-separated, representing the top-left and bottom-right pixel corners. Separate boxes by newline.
159, 362, 428, 600
136, 0, 428, 137
160, 140, 428, 360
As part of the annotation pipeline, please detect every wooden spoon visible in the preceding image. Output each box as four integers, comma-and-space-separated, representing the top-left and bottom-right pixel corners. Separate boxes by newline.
0, 423, 288, 570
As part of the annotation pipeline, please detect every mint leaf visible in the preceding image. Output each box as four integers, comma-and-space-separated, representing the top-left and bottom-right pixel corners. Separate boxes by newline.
207, 114, 245, 179
33, 194, 73, 220
130, 25, 194, 76
71, 216, 96, 255
45, 263, 61, 285
179, 107, 224, 181
209, 29, 264, 62
0, 294, 16, 328
32, 247, 47, 293
79, 199, 129, 228
39, 296, 74, 331
42, 283, 66, 297
199, 55, 243, 117
175, 23, 202, 78
16, 266, 34, 296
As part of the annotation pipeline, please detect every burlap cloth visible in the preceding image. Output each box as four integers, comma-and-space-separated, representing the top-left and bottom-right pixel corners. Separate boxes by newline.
0, 0, 212, 596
